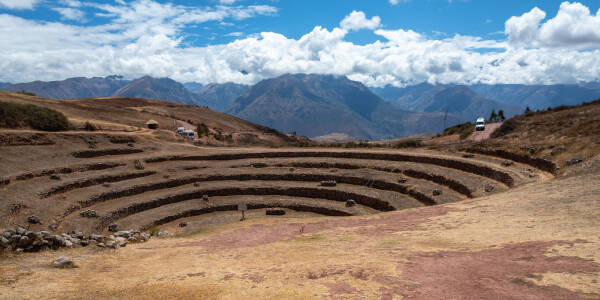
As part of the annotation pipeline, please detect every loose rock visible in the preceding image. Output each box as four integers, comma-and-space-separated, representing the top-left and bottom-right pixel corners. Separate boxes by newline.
108, 224, 119, 232
432, 189, 442, 196
80, 209, 98, 218
320, 180, 337, 187
345, 199, 356, 207
53, 256, 75, 268
179, 222, 188, 228
485, 184, 495, 193
27, 215, 41, 225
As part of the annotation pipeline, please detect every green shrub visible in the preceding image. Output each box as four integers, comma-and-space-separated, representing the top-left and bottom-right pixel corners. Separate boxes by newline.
197, 122, 209, 137
440, 122, 475, 140
491, 118, 518, 138
394, 140, 422, 148
0, 102, 69, 131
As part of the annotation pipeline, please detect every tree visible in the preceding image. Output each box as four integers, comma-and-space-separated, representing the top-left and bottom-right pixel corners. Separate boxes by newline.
525, 106, 533, 116
489, 109, 498, 122
498, 110, 505, 121
197, 122, 209, 137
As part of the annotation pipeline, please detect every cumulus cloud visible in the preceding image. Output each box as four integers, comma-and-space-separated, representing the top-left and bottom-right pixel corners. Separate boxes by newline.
0, 1, 599, 87
506, 2, 600, 49
0, 0, 39, 10
340, 11, 381, 31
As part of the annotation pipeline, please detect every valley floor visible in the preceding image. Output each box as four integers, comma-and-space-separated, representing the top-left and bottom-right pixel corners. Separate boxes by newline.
1, 155, 599, 299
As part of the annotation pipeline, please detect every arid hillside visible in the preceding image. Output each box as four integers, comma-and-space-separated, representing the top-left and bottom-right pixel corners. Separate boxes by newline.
0, 93, 599, 299
0, 92, 303, 146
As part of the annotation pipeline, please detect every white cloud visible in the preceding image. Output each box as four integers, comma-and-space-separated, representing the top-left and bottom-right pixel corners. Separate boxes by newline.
225, 31, 243, 37
506, 2, 600, 49
0, 1, 599, 87
0, 0, 39, 10
389, 0, 410, 5
53, 7, 86, 21
340, 11, 381, 31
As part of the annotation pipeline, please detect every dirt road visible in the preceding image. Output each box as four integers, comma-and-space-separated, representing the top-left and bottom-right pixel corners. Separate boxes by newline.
467, 122, 502, 142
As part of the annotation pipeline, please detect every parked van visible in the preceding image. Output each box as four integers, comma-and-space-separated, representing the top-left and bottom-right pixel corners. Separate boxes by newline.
177, 127, 185, 134
182, 130, 195, 139
475, 117, 485, 131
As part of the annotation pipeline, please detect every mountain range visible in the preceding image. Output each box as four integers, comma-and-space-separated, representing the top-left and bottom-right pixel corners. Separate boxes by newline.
226, 74, 463, 139
372, 83, 522, 121
3, 74, 600, 139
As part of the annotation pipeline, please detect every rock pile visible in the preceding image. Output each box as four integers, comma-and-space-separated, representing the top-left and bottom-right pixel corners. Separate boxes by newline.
80, 209, 98, 218
320, 180, 337, 187
0, 227, 150, 253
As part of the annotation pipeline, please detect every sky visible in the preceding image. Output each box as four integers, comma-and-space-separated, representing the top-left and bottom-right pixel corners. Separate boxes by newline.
1, 0, 600, 87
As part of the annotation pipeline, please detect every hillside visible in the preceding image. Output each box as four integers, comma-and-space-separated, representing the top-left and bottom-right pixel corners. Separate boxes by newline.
1, 76, 129, 99
113, 77, 206, 107
0, 92, 301, 146
373, 83, 522, 121
227, 74, 463, 139
470, 83, 600, 110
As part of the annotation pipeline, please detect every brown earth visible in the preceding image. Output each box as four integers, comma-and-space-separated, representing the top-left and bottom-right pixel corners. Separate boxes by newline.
1, 93, 599, 299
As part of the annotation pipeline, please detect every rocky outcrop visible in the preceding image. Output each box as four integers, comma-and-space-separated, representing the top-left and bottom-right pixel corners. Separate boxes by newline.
0, 227, 150, 253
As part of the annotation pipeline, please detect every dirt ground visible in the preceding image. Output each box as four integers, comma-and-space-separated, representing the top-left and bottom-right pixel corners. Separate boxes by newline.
1, 154, 599, 299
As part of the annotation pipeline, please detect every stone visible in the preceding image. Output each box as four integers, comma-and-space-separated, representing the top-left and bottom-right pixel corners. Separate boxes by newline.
80, 210, 98, 218
163, 174, 170, 179
0, 236, 9, 248
320, 180, 337, 187
179, 222, 188, 228
266, 208, 286, 216
140, 233, 150, 241
16, 227, 27, 236
502, 160, 514, 167
566, 158, 583, 166
97, 243, 106, 248
485, 184, 495, 193
345, 199, 356, 207
90, 234, 103, 241
202, 194, 209, 202
17, 236, 32, 248
158, 231, 172, 238
397, 178, 407, 184
80, 240, 90, 247
50, 174, 61, 180
432, 189, 442, 196
108, 224, 119, 232
133, 159, 145, 170
27, 215, 41, 225
2, 229, 15, 239
462, 154, 475, 158
53, 256, 75, 268
64, 240, 73, 248
127, 237, 138, 243
115, 231, 131, 238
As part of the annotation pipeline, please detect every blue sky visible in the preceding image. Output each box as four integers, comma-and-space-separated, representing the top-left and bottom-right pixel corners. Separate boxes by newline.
1, 0, 600, 86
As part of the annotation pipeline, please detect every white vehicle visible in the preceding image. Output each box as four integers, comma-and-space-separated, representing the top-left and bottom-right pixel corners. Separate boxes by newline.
475, 117, 486, 131
177, 127, 185, 134
182, 130, 195, 139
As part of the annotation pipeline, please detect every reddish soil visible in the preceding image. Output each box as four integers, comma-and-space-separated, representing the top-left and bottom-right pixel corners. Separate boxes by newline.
179, 205, 451, 251
393, 240, 600, 300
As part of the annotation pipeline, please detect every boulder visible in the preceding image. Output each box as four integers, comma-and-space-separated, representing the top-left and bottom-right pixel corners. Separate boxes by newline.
27, 215, 41, 225
17, 236, 32, 248
53, 256, 75, 268
1, 236, 10, 248
108, 224, 119, 232
115, 231, 131, 238
16, 227, 27, 236
345, 199, 356, 207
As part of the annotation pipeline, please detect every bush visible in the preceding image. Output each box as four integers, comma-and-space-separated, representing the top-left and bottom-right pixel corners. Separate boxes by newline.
0, 102, 69, 131
440, 122, 475, 140
394, 140, 422, 148
84, 121, 96, 131
197, 122, 209, 137
491, 118, 518, 138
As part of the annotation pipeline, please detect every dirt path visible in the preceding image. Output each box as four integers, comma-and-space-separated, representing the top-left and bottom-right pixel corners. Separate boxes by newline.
467, 122, 502, 142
